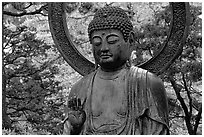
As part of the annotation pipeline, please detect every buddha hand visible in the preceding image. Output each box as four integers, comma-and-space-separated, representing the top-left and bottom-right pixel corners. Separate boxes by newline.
67, 97, 86, 129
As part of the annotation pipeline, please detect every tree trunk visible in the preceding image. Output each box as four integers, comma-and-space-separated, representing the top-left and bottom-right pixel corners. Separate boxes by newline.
2, 67, 11, 129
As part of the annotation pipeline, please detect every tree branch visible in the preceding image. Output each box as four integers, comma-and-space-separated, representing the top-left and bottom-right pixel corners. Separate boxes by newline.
192, 98, 202, 111
181, 72, 193, 116
6, 95, 26, 100
2, 2, 10, 8
169, 75, 189, 115
68, 14, 94, 20
169, 115, 185, 119
148, 47, 153, 57
3, 4, 48, 17
168, 75, 194, 134
22, 110, 29, 120
23, 2, 33, 9
3, 28, 25, 51
105, 2, 114, 6
193, 107, 202, 134
3, 36, 13, 51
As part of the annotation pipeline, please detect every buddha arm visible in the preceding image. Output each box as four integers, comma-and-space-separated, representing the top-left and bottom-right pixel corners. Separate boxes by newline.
63, 80, 86, 135
141, 72, 169, 135
63, 119, 72, 135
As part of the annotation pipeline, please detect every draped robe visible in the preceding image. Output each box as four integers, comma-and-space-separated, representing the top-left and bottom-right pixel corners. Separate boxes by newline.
64, 66, 169, 135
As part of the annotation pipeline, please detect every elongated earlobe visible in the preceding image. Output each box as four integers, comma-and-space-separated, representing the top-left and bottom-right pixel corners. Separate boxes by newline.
128, 31, 135, 46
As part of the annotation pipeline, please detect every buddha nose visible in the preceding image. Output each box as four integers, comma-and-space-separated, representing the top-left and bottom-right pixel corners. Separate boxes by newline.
100, 41, 109, 53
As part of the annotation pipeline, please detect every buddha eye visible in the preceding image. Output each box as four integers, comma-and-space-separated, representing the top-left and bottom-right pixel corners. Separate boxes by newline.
92, 37, 102, 46
107, 35, 119, 44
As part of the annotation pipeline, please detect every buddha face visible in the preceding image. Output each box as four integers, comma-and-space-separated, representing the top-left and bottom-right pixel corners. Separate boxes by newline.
91, 29, 132, 71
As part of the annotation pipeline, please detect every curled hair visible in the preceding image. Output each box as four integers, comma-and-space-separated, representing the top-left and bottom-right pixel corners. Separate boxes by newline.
88, 6, 133, 42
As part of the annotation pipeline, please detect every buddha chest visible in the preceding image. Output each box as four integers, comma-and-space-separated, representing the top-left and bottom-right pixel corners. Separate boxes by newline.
90, 69, 128, 129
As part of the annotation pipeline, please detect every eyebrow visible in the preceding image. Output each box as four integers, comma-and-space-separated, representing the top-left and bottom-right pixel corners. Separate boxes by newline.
106, 33, 119, 38
92, 32, 119, 39
92, 35, 101, 39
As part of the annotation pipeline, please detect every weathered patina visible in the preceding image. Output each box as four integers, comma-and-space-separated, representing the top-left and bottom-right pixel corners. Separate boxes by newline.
63, 6, 170, 135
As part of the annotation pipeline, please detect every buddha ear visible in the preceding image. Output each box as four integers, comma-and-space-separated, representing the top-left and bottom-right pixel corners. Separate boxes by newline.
128, 31, 135, 47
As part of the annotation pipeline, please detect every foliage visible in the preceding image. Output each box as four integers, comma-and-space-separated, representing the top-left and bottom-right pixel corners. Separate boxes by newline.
2, 2, 70, 134
166, 3, 202, 135
2, 2, 202, 135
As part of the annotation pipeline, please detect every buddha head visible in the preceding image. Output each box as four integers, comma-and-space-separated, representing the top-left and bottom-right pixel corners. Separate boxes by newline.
88, 6, 134, 71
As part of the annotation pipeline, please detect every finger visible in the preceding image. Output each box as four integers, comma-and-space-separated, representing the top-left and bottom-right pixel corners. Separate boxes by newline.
82, 98, 86, 109
77, 98, 82, 109
68, 97, 76, 109
72, 97, 78, 110
68, 99, 73, 108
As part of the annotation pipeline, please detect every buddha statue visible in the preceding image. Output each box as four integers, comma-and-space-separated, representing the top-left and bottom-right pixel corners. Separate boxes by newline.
63, 6, 169, 135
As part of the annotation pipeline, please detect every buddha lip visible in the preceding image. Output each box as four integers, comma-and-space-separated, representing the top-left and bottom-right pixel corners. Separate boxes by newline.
100, 55, 112, 59
100, 54, 112, 57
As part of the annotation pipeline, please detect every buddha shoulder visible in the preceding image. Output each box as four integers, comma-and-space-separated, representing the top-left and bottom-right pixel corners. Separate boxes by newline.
131, 66, 166, 95
146, 71, 166, 93
146, 71, 168, 111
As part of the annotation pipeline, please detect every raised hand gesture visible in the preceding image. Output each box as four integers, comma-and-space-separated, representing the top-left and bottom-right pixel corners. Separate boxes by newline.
66, 97, 86, 129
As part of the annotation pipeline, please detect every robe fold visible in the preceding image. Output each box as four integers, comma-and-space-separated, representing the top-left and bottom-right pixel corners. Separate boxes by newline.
64, 66, 169, 135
